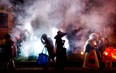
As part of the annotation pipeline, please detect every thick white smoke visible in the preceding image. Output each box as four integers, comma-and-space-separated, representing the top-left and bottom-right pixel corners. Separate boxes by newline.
1, 0, 116, 57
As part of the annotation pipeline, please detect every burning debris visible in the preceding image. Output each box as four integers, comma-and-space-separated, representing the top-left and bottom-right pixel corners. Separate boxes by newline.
103, 47, 116, 61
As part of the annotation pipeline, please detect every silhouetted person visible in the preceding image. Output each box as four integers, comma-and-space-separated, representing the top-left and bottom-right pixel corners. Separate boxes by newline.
54, 31, 67, 69
41, 34, 56, 68
96, 37, 109, 70
4, 33, 16, 69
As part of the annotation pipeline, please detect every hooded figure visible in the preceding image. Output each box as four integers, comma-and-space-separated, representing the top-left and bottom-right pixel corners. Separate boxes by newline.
83, 33, 100, 69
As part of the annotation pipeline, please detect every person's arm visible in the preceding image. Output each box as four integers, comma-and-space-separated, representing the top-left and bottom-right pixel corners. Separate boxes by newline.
54, 40, 57, 49
41, 37, 45, 45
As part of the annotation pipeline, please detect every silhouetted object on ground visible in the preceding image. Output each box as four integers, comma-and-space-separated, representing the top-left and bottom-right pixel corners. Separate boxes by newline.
41, 34, 56, 67
54, 30, 67, 69
4, 33, 16, 69
37, 48, 48, 66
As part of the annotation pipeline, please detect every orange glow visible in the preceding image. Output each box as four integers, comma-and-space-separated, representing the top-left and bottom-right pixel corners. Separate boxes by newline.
81, 51, 84, 55
104, 52, 108, 56
93, 41, 97, 46
104, 47, 116, 59
111, 53, 116, 59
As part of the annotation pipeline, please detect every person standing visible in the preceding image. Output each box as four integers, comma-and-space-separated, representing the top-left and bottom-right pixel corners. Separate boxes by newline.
83, 33, 100, 69
41, 33, 56, 68
54, 31, 67, 69
4, 33, 16, 69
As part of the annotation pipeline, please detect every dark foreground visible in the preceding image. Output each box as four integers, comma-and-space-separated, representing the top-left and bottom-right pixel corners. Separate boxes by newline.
1, 67, 116, 73
1, 62, 116, 73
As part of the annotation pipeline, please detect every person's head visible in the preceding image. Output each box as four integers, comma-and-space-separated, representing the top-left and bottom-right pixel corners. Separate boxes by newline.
89, 33, 99, 41
4, 33, 11, 39
57, 31, 62, 35
88, 33, 100, 46
57, 30, 67, 38
42, 33, 47, 40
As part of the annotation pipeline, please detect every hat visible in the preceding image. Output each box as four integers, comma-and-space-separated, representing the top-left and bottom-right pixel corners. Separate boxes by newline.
54, 30, 67, 39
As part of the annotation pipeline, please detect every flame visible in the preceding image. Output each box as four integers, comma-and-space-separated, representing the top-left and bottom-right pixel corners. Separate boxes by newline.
112, 53, 116, 59
104, 47, 116, 60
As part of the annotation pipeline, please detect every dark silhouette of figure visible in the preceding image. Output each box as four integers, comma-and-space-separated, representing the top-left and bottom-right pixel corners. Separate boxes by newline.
54, 31, 67, 69
0, 34, 6, 65
4, 33, 16, 69
41, 34, 56, 67
96, 37, 109, 70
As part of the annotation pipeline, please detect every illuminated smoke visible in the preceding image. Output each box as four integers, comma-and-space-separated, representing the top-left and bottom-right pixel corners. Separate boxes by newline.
2, 0, 116, 57
0, 0, 12, 8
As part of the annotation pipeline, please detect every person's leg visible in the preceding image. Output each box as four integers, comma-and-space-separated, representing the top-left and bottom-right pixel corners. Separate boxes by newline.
11, 59, 16, 69
83, 53, 88, 68
6, 60, 10, 69
94, 50, 100, 68
52, 58, 56, 64
51, 58, 56, 69
47, 59, 50, 67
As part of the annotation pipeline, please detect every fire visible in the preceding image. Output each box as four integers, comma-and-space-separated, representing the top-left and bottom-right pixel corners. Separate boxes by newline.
103, 47, 116, 60
112, 53, 116, 59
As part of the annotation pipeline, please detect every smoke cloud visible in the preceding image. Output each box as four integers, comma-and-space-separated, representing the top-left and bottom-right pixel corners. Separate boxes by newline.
1, 0, 116, 56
